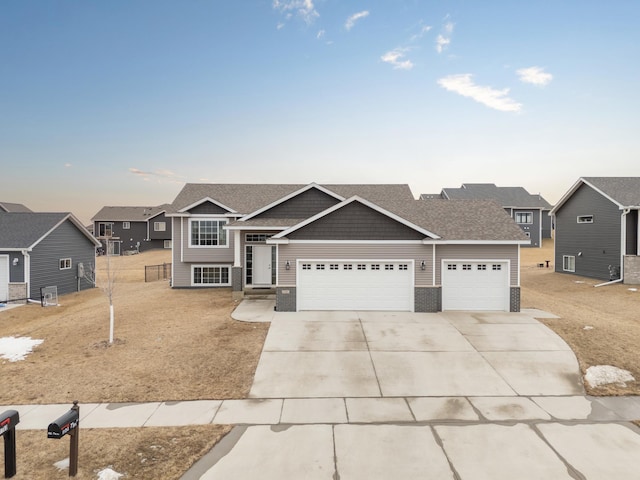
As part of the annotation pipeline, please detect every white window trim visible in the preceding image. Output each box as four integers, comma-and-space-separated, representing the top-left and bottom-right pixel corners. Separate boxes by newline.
191, 264, 232, 286
188, 218, 229, 248
515, 211, 533, 224
563, 255, 576, 272
98, 222, 114, 237
163, 240, 172, 249
59, 258, 72, 270
122, 221, 130, 229
154, 221, 167, 232
577, 215, 593, 224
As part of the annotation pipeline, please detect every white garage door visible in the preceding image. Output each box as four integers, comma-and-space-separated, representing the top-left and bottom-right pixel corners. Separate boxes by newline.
297, 261, 414, 311
0, 256, 9, 303
442, 261, 509, 311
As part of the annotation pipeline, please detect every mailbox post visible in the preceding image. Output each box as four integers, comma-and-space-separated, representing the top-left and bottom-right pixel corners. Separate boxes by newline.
1, 410, 19, 479
47, 401, 80, 477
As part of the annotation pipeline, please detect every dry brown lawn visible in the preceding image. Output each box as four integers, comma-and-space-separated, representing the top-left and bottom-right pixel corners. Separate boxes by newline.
520, 239, 640, 395
11, 425, 230, 480
0, 249, 269, 404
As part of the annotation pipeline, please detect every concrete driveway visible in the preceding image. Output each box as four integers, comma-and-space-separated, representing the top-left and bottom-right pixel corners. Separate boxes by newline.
182, 306, 640, 480
249, 309, 584, 398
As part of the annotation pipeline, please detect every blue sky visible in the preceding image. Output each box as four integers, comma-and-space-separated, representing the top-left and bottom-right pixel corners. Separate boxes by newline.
1, 0, 639, 224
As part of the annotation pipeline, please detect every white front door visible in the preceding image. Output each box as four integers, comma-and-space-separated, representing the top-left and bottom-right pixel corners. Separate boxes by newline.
0, 255, 9, 302
253, 245, 273, 286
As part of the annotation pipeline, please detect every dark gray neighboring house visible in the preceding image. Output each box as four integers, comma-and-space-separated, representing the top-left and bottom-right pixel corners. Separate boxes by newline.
0, 212, 101, 303
91, 205, 172, 255
425, 183, 553, 248
166, 183, 528, 313
0, 201, 32, 213
550, 177, 640, 284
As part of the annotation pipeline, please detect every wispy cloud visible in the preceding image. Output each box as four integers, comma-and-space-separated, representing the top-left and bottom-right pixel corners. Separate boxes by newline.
517, 66, 553, 86
129, 168, 183, 183
317, 29, 325, 39
64, 163, 72, 168
345, 10, 369, 31
410, 24, 432, 42
436, 20, 454, 53
381, 49, 414, 70
273, 0, 318, 24
438, 74, 522, 113
277, 22, 285, 30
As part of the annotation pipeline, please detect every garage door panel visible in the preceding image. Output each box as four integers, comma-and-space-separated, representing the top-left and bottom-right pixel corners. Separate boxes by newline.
298, 261, 413, 311
442, 261, 509, 311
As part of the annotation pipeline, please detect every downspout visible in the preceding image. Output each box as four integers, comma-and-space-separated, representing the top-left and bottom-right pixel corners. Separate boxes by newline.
21, 250, 30, 300
621, 208, 630, 282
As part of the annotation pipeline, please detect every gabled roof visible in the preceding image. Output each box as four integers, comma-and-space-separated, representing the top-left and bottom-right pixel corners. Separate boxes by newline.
438, 183, 552, 209
0, 202, 32, 213
167, 183, 416, 215
91, 204, 171, 222
0, 212, 101, 250
551, 177, 640, 213
271, 196, 440, 240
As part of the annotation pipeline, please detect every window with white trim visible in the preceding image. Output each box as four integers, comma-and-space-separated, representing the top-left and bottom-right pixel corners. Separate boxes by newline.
492, 264, 502, 271
154, 221, 166, 232
192, 266, 230, 285
343, 264, 353, 270
477, 264, 487, 271
371, 264, 380, 270
302, 264, 311, 270
462, 264, 472, 271
447, 264, 457, 270
563, 255, 575, 272
577, 215, 593, 224
59, 258, 72, 270
515, 212, 533, 224
399, 264, 408, 270
316, 264, 325, 270
98, 222, 113, 237
122, 222, 130, 229
245, 233, 273, 242
190, 219, 227, 247
164, 240, 172, 249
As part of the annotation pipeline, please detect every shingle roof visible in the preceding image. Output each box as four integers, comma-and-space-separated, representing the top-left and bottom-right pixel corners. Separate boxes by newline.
91, 204, 171, 222
0, 212, 70, 248
582, 177, 640, 207
392, 199, 528, 241
0, 202, 32, 213
167, 184, 416, 215
439, 183, 552, 209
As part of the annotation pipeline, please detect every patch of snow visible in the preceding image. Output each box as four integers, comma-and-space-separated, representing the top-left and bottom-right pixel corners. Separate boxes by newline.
97, 468, 124, 480
585, 365, 635, 388
629, 288, 638, 292
54, 458, 69, 471
574, 281, 585, 284
0, 336, 44, 362
583, 326, 594, 330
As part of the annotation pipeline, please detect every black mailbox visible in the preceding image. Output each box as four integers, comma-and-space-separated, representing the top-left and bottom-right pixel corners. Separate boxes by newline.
47, 409, 79, 439
1, 409, 20, 479
0, 410, 19, 436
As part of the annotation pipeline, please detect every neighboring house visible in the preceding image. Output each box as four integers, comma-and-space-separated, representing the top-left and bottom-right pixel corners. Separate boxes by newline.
425, 183, 553, 248
0, 212, 100, 303
0, 202, 32, 213
550, 177, 640, 284
166, 183, 528, 312
91, 205, 172, 255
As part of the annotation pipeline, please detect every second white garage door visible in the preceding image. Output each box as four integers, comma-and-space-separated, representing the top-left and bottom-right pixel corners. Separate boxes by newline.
442, 261, 509, 311
297, 261, 414, 311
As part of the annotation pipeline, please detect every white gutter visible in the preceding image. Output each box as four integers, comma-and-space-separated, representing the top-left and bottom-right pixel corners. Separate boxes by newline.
21, 250, 30, 299
594, 278, 623, 288
621, 208, 630, 281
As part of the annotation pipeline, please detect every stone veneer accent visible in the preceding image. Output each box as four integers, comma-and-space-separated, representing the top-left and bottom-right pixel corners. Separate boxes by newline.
510, 287, 521, 312
8, 283, 27, 304
276, 287, 297, 312
231, 267, 243, 292
415, 287, 441, 312
623, 256, 640, 285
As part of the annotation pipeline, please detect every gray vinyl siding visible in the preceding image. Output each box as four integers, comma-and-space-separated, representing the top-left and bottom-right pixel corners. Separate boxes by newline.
626, 210, 638, 256
554, 183, 622, 280
29, 220, 96, 298
287, 202, 426, 241
148, 212, 172, 242
255, 188, 340, 219
171, 216, 235, 287
117, 221, 147, 252
512, 208, 541, 248
189, 202, 229, 214
0, 251, 25, 283
277, 243, 433, 286
435, 244, 519, 286
542, 210, 552, 239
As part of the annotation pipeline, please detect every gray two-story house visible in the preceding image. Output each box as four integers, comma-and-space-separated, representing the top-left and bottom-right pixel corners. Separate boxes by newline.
550, 177, 640, 284
424, 184, 553, 248
91, 205, 172, 255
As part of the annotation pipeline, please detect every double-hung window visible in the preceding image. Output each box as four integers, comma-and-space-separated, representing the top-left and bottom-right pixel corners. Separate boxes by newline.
515, 212, 533, 224
190, 219, 228, 247
563, 255, 575, 272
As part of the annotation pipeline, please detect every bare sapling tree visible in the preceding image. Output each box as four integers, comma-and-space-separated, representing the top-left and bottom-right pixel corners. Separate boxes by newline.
84, 247, 117, 344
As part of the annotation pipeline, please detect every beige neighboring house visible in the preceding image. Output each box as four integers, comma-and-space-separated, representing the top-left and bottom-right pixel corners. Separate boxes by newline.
166, 183, 528, 312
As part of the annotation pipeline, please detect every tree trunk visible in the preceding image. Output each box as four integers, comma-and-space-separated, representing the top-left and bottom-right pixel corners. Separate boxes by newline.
109, 304, 115, 344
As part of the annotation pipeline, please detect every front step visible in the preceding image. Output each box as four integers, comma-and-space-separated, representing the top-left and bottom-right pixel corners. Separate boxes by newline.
243, 287, 276, 299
